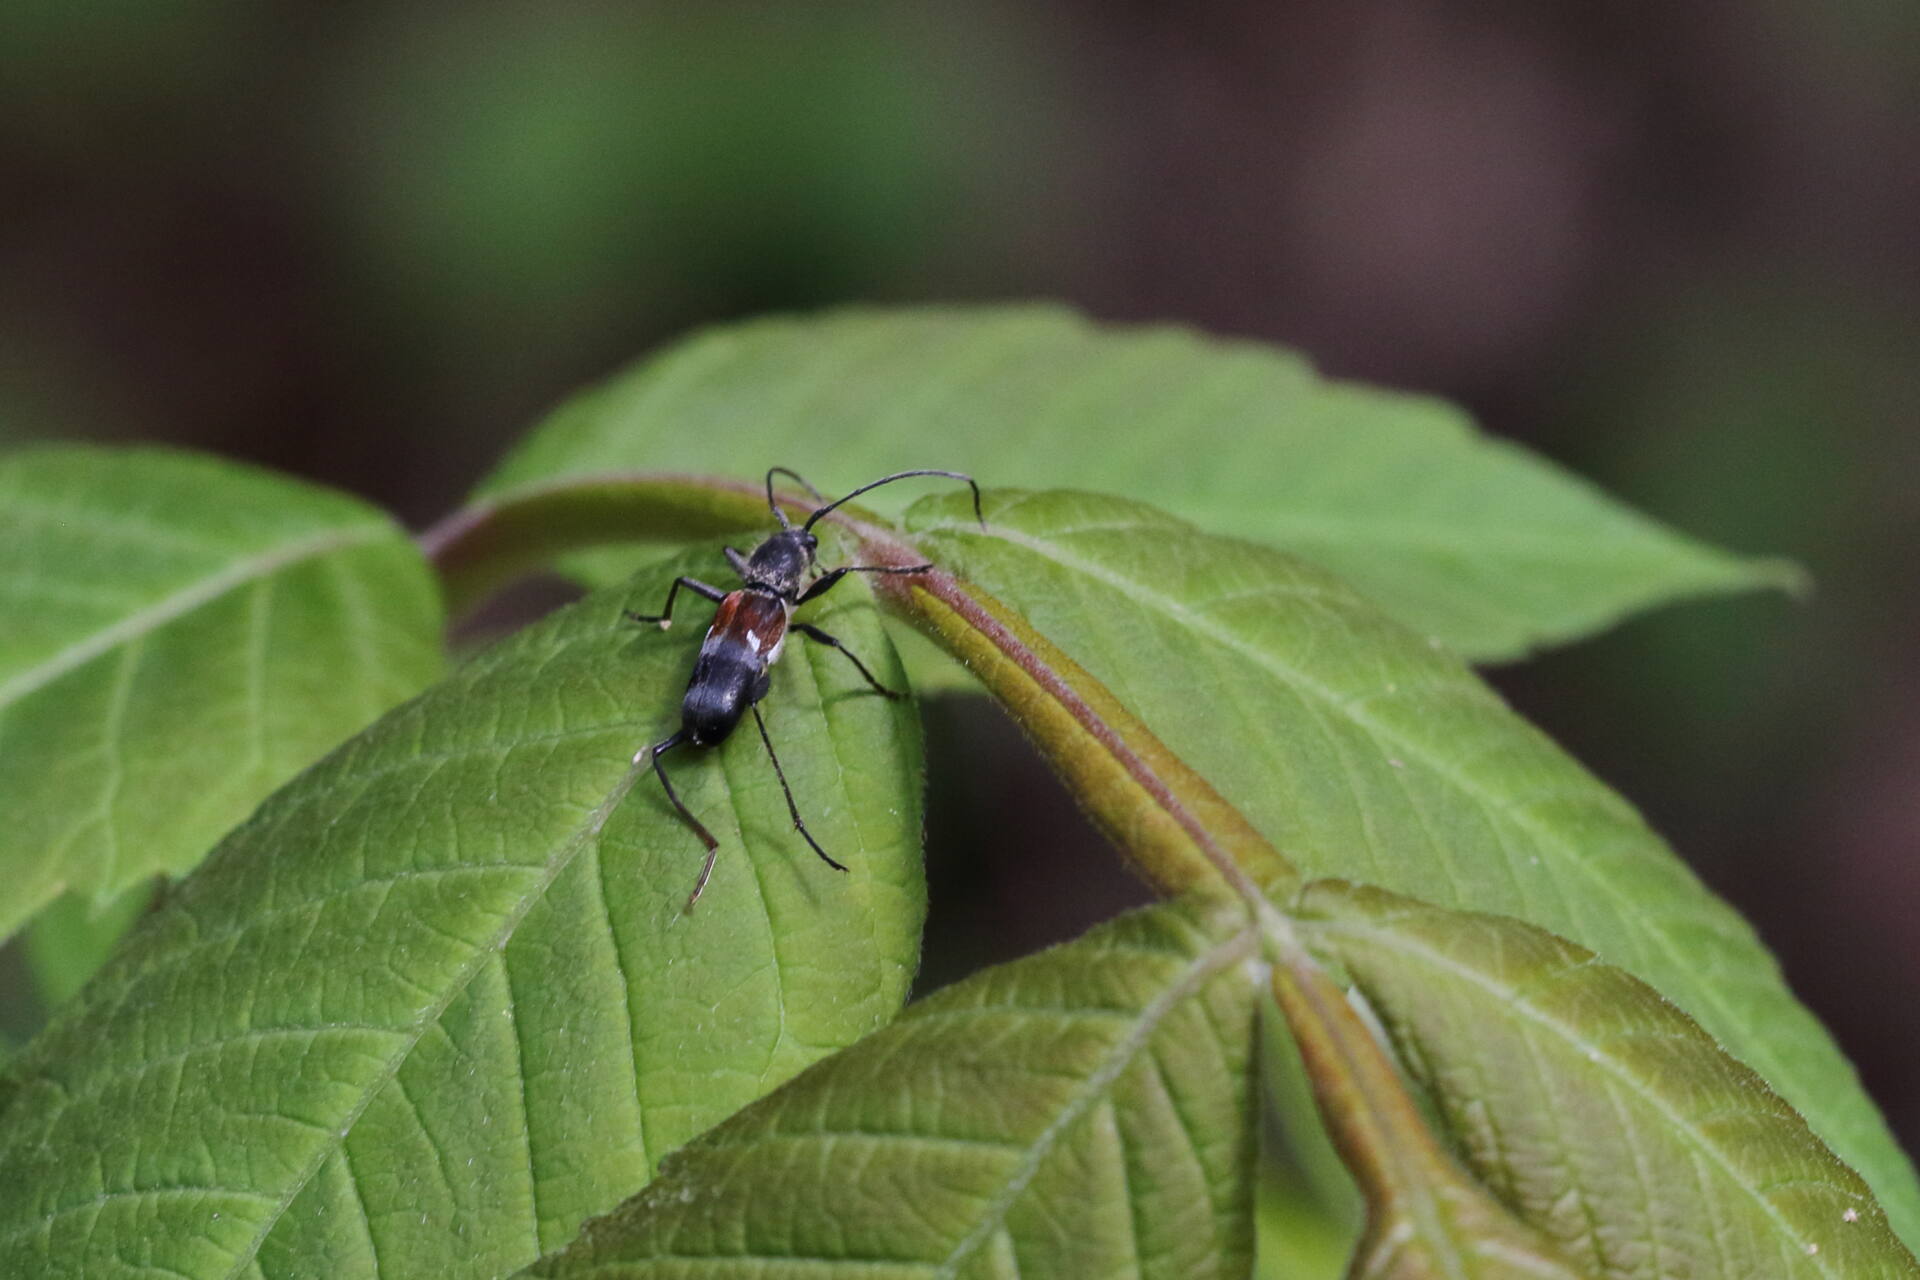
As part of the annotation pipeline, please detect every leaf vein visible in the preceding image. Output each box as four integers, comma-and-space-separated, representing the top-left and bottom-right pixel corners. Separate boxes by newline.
930, 925, 1256, 1277
0, 524, 388, 710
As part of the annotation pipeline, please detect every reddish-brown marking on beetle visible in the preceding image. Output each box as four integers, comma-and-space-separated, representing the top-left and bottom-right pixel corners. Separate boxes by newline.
705, 591, 788, 663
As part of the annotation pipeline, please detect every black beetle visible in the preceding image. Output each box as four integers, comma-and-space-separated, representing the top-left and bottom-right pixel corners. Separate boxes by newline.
628, 468, 983, 907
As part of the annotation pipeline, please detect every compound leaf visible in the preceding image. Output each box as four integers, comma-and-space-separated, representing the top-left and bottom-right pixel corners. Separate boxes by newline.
520, 896, 1260, 1280
475, 306, 1792, 661
0, 549, 926, 1279
0, 447, 444, 945
1299, 882, 1919, 1277
892, 486, 1918, 1249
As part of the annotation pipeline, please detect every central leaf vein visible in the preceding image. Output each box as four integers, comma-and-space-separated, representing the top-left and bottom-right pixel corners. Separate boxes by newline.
214, 757, 647, 1280
932, 924, 1256, 1277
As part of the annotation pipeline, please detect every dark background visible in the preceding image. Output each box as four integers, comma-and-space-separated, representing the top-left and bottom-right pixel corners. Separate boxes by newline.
3, 0, 1916, 1152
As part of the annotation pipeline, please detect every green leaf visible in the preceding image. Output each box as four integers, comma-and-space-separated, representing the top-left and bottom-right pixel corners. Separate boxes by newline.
22, 880, 154, 1009
1299, 882, 1919, 1277
1259, 975, 1364, 1267
892, 486, 1918, 1248
520, 896, 1260, 1279
474, 306, 1793, 661
0, 446, 445, 943
1256, 1164, 1354, 1280
0, 552, 926, 1279
1264, 923, 1586, 1278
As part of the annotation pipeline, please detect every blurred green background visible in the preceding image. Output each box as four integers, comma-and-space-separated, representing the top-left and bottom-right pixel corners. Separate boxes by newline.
1, 0, 1915, 1214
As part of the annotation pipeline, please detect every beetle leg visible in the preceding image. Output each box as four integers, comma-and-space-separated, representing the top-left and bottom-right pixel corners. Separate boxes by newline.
795, 567, 849, 604
751, 704, 847, 873
625, 576, 727, 630
723, 546, 751, 578
793, 621, 903, 699
641, 731, 721, 911
796, 562, 933, 606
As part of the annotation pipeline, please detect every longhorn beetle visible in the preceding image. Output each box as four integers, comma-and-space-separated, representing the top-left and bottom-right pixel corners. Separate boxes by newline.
629, 467, 984, 909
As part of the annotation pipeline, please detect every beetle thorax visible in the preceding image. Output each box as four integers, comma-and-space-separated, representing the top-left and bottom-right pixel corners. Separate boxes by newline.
742, 529, 817, 599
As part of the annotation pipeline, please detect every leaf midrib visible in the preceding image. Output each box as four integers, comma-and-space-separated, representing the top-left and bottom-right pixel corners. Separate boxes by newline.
0, 522, 390, 709
215, 756, 646, 1280
933, 923, 1255, 1277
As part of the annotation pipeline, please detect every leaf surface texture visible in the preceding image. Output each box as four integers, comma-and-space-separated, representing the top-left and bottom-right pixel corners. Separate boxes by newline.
1301, 882, 1919, 1277
0, 447, 444, 941
899, 486, 1918, 1246
0, 553, 927, 1278
521, 898, 1260, 1280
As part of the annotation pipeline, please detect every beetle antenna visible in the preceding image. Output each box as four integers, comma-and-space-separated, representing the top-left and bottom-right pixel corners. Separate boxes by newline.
802, 469, 984, 533
763, 468, 797, 529
768, 467, 828, 503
